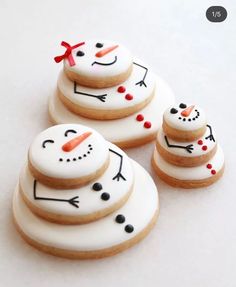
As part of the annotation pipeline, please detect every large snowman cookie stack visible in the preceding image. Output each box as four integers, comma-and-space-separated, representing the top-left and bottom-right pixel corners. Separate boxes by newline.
152, 103, 225, 188
49, 40, 174, 147
13, 124, 158, 259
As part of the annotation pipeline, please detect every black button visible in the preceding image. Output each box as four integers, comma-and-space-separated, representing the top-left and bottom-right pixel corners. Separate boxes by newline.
101, 192, 110, 201
125, 224, 134, 233
115, 214, 125, 224
92, 182, 103, 191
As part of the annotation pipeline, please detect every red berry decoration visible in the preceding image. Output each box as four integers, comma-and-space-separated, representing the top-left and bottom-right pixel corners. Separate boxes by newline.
211, 170, 216, 175
198, 140, 203, 145
202, 145, 208, 151
117, 86, 126, 93
144, 121, 152, 129
125, 94, 133, 101
206, 164, 212, 169
136, 114, 144, 122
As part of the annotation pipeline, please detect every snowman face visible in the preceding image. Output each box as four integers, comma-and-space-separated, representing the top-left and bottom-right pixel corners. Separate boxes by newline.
64, 40, 133, 77
164, 103, 207, 131
29, 124, 109, 179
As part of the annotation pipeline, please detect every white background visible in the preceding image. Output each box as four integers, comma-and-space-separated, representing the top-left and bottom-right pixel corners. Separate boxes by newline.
0, 0, 235, 286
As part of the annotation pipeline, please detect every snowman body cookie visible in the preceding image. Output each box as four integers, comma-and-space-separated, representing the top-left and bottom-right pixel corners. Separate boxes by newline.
13, 124, 159, 258
152, 103, 225, 188
52, 39, 175, 148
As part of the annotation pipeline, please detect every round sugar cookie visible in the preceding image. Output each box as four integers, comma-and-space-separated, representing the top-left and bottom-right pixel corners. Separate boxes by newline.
57, 59, 156, 120
156, 125, 217, 167
20, 143, 134, 224
59, 39, 133, 88
152, 145, 225, 188
163, 103, 207, 142
13, 161, 159, 259
28, 124, 109, 189
49, 75, 175, 148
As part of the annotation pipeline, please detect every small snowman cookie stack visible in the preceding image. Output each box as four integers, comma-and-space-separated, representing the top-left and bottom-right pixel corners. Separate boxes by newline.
13, 124, 158, 259
152, 103, 225, 188
49, 39, 175, 147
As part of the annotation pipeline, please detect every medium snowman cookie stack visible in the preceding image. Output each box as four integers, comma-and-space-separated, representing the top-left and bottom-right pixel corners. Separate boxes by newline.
13, 124, 159, 259
152, 103, 225, 188
49, 39, 175, 147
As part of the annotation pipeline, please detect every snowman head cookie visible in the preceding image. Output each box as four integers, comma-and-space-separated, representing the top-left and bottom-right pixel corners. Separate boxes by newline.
163, 103, 207, 142
54, 39, 133, 88
28, 124, 109, 189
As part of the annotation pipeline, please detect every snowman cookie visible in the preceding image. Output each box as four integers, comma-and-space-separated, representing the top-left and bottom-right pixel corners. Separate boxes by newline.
152, 103, 225, 188
52, 39, 175, 147
163, 103, 207, 142
13, 124, 159, 258
54, 40, 133, 88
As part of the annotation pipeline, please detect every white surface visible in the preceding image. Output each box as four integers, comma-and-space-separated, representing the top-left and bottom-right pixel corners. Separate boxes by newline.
0, 0, 235, 287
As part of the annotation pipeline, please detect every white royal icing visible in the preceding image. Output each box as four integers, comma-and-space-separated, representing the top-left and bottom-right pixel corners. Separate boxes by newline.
157, 126, 217, 157
49, 76, 175, 144
58, 59, 156, 111
164, 103, 207, 131
21, 143, 134, 217
13, 161, 158, 252
153, 145, 224, 181
29, 124, 109, 179
64, 40, 133, 78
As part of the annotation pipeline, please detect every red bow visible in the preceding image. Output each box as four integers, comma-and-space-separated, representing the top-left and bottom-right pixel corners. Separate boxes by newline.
54, 41, 85, 66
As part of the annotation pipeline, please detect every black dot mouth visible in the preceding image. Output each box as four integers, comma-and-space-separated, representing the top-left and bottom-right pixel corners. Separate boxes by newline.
91, 56, 117, 66
178, 109, 200, 122
59, 144, 93, 162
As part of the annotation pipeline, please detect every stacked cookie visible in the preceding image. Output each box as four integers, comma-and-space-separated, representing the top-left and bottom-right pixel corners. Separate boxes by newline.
49, 39, 174, 147
152, 103, 225, 188
13, 124, 158, 259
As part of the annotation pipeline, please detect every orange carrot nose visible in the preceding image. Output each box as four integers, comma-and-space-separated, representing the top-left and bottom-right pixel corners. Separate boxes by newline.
62, 132, 92, 152
181, 105, 195, 117
95, 45, 119, 58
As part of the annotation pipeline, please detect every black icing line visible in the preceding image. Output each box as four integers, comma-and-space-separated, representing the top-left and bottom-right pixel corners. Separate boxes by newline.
91, 56, 117, 66
133, 62, 148, 87
64, 129, 77, 137
164, 136, 194, 154
74, 82, 107, 103
109, 148, 126, 181
205, 124, 215, 142
42, 140, 54, 148
33, 180, 79, 208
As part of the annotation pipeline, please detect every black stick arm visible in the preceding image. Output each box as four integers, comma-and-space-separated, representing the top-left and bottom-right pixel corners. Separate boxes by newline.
133, 62, 148, 87
205, 124, 215, 142
109, 149, 126, 181
33, 180, 79, 208
164, 136, 194, 154
73, 82, 107, 102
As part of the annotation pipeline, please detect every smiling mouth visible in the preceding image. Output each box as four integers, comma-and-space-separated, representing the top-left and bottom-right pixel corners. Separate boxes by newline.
58, 144, 93, 162
178, 109, 200, 122
91, 56, 117, 66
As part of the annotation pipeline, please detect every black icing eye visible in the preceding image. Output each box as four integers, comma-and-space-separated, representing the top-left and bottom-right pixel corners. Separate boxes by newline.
170, 108, 178, 114
179, 103, 187, 109
76, 51, 84, 57
64, 129, 77, 137
42, 139, 54, 148
96, 43, 104, 48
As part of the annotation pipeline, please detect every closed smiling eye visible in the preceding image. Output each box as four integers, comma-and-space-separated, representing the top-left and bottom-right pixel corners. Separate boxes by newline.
64, 129, 77, 137
42, 139, 54, 148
